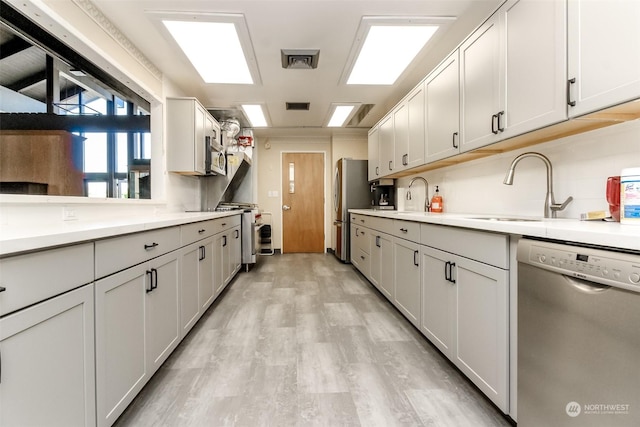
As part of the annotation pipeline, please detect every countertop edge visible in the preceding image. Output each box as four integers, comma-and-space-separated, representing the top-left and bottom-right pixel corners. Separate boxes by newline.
0, 211, 241, 257
348, 209, 640, 252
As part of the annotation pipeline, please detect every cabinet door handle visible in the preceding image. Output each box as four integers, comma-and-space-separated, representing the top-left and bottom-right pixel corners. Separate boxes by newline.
413, 250, 419, 267
235, 229, 240, 238
388, 160, 393, 171
144, 242, 159, 250
223, 235, 227, 247
199, 245, 205, 261
567, 78, 577, 107
444, 261, 456, 283
355, 228, 360, 237
491, 114, 499, 134
0, 286, 6, 293
376, 236, 381, 248
360, 255, 365, 260
402, 154, 408, 166
497, 111, 505, 132
146, 270, 154, 293
152, 268, 158, 290
452, 132, 459, 149
444, 261, 450, 281
375, 166, 379, 176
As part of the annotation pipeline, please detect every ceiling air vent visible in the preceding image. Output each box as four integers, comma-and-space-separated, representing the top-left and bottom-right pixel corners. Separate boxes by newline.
286, 102, 310, 111
281, 49, 320, 69
347, 104, 375, 126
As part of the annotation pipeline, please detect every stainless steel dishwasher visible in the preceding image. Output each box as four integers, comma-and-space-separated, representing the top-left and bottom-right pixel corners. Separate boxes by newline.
517, 238, 640, 427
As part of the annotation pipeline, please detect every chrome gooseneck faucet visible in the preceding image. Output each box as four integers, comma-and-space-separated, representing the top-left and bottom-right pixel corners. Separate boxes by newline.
503, 152, 573, 218
407, 177, 430, 212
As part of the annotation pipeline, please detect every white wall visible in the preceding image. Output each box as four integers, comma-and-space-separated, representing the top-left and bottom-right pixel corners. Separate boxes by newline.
398, 120, 640, 219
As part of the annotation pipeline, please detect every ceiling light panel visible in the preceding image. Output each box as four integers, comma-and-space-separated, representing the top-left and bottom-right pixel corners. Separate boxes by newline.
343, 17, 455, 85
242, 104, 268, 127
327, 104, 357, 127
152, 12, 260, 85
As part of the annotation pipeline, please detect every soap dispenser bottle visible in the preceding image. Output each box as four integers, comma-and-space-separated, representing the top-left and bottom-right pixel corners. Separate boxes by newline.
431, 186, 443, 213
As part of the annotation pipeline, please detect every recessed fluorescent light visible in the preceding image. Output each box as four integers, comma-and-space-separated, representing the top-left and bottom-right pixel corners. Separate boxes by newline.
343, 17, 454, 85
328, 105, 355, 127
242, 104, 268, 127
163, 20, 253, 84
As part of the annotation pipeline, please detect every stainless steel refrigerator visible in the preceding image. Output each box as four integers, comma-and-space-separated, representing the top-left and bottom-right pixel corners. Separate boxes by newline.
333, 158, 370, 262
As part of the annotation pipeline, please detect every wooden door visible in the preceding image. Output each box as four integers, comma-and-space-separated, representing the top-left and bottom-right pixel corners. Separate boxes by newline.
282, 152, 324, 253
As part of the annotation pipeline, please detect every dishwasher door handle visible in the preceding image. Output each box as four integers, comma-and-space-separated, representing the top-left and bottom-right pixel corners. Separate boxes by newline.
563, 275, 611, 294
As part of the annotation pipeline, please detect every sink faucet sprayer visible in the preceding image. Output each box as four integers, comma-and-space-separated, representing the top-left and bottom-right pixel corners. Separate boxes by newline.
407, 177, 430, 212
503, 152, 573, 218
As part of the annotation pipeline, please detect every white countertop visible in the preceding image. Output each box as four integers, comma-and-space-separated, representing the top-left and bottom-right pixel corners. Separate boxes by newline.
0, 211, 241, 257
349, 209, 640, 252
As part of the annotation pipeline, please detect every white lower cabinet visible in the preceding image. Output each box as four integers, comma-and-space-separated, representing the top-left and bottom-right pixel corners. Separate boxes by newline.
420, 223, 509, 412
421, 246, 456, 360
370, 232, 394, 299
95, 250, 180, 427
214, 225, 242, 296
179, 235, 216, 339
350, 224, 371, 279
230, 225, 242, 278
392, 236, 421, 328
0, 284, 96, 427
455, 255, 508, 411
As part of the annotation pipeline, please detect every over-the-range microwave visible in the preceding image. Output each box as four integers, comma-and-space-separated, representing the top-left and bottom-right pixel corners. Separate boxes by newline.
205, 133, 226, 175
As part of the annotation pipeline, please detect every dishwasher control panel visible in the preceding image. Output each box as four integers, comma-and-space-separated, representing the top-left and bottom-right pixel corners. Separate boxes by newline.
519, 239, 640, 293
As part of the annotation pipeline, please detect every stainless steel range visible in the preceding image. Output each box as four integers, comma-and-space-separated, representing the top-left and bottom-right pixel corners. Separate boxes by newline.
216, 203, 263, 270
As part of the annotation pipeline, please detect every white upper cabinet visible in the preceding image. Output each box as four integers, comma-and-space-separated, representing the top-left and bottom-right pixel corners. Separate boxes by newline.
502, 0, 567, 138
367, 126, 380, 181
166, 97, 220, 176
567, 0, 640, 117
425, 52, 460, 163
459, 13, 503, 152
379, 114, 395, 176
393, 102, 409, 171
460, 0, 568, 151
395, 84, 426, 171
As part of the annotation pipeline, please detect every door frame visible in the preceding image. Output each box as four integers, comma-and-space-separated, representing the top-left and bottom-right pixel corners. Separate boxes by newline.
280, 150, 327, 254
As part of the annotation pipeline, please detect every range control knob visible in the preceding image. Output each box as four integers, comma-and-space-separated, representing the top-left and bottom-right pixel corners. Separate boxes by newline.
630, 272, 640, 284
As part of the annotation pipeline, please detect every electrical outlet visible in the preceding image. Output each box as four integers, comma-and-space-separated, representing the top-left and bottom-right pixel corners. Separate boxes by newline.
62, 207, 78, 221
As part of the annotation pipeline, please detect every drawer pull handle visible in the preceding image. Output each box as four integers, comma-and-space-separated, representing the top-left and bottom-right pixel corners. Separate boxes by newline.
198, 229, 206, 234
0, 286, 5, 293
400, 228, 408, 233
360, 255, 365, 260
144, 242, 159, 250
222, 223, 227, 226
360, 219, 365, 223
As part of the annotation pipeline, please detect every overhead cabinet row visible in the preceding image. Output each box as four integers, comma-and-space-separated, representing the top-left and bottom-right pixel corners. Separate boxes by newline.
368, 0, 640, 180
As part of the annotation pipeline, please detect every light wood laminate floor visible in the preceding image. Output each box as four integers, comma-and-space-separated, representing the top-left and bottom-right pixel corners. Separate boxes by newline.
114, 253, 513, 427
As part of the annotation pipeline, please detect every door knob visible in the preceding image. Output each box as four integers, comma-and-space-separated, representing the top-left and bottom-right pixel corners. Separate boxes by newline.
282, 205, 291, 211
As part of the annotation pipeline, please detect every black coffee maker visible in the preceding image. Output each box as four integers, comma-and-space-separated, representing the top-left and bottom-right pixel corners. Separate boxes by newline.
370, 179, 396, 210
